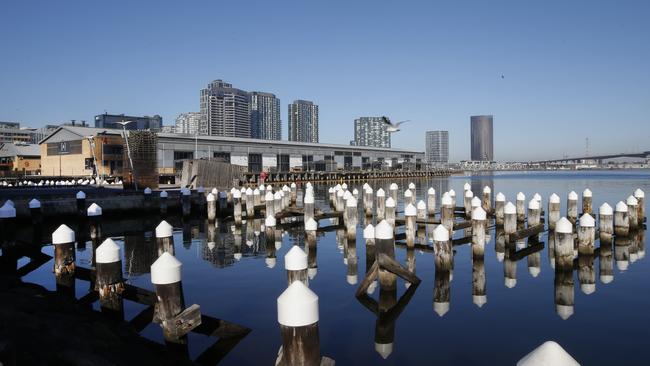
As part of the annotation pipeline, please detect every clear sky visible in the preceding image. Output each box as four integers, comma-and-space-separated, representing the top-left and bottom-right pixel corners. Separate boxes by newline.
1, 0, 648, 161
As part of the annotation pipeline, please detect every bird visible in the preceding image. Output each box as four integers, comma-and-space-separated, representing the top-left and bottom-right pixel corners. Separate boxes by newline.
381, 116, 410, 133
501, 74, 505, 79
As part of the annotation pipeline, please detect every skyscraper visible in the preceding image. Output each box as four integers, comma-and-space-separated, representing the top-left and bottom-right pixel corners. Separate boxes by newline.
175, 112, 201, 135
250, 92, 281, 140
200, 79, 250, 138
426, 130, 449, 165
354, 117, 390, 148
470, 115, 494, 161
288, 100, 318, 143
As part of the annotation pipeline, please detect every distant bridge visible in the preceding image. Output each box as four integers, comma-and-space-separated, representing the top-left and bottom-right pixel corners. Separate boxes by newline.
532, 151, 650, 164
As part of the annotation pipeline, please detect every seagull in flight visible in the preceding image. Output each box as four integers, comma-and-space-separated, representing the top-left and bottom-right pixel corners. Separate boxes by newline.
381, 116, 410, 133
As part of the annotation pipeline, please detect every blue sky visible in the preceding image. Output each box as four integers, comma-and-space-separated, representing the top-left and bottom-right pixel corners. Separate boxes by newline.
1, 0, 648, 161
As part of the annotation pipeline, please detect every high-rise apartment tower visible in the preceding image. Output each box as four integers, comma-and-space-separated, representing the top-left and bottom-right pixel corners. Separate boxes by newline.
250, 92, 281, 140
426, 130, 449, 165
354, 117, 390, 148
470, 115, 494, 161
200, 80, 250, 138
288, 100, 318, 143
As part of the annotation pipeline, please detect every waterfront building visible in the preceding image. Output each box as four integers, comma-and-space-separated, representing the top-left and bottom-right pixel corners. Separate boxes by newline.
95, 113, 162, 131
200, 79, 250, 138
175, 112, 201, 135
470, 115, 494, 161
425, 130, 449, 165
0, 122, 33, 144
39, 126, 125, 177
250, 92, 281, 140
0, 143, 41, 175
288, 100, 318, 143
354, 117, 390, 148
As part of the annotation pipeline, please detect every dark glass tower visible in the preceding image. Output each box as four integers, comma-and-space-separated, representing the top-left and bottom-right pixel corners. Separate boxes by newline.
470, 115, 494, 161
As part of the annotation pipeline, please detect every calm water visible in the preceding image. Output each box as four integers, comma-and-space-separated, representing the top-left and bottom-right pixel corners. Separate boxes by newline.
19, 170, 650, 365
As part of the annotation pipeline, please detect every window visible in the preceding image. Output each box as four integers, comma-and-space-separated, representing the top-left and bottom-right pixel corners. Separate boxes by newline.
85, 158, 95, 170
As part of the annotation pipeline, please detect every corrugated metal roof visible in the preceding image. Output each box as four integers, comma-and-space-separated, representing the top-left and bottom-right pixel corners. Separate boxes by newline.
0, 143, 40, 157
38, 125, 124, 144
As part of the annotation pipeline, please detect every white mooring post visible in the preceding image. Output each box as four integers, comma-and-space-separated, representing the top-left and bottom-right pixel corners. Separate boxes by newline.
346, 196, 358, 240
304, 190, 315, 225
567, 191, 578, 224
233, 189, 242, 226
517, 341, 580, 366
376, 188, 386, 220
87, 203, 103, 242
528, 199, 541, 227
582, 188, 593, 215
95, 238, 125, 314
375, 220, 396, 290
52, 224, 76, 275
578, 213, 596, 255
555, 217, 574, 271
634, 188, 645, 222
29, 198, 42, 224
404, 203, 417, 248
277, 281, 321, 366
76, 190, 86, 216
482, 186, 491, 214
159, 190, 168, 215
504, 202, 517, 241
614, 201, 629, 237
516, 192, 526, 223
305, 218, 318, 280
151, 252, 185, 340
206, 193, 216, 222
627, 195, 639, 230
265, 191, 275, 218
599, 203, 614, 241
246, 187, 255, 218
471, 207, 487, 258
441, 193, 454, 236
548, 193, 561, 230
364, 187, 374, 217
495, 192, 506, 226
433, 225, 452, 271
155, 220, 175, 256
389, 183, 398, 204
290, 183, 297, 205
404, 189, 413, 208
385, 197, 396, 229
285, 245, 309, 287
427, 187, 436, 217
464, 190, 474, 219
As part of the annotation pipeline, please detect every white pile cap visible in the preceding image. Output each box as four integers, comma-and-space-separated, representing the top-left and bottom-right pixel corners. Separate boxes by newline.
433, 225, 449, 241
211, 188, 219, 195
151, 252, 182, 285
341, 183, 348, 190
529, 266, 541, 277
533, 193, 542, 202
206, 192, 216, 202
246, 187, 253, 195
496, 192, 505, 202
266, 257, 276, 269
634, 188, 644, 198
549, 193, 560, 203
568, 191, 578, 200
516, 192, 525, 201
265, 191, 274, 201
343, 190, 352, 201
417, 200, 426, 210
555, 217, 573, 234
52, 224, 75, 244
615, 201, 628, 212
473, 295, 487, 308
516, 341, 580, 366
409, 182, 416, 190
182, 187, 191, 196
463, 182, 471, 190
375, 220, 393, 239
581, 283, 596, 295
579, 213, 595, 227
504, 202, 516, 214
285, 245, 308, 270
305, 218, 318, 231
376, 188, 385, 197
346, 196, 357, 207
471, 196, 481, 208
76, 191, 86, 199
96, 238, 120, 263
233, 189, 242, 199
528, 199, 540, 210
389, 183, 398, 190
404, 189, 413, 198
483, 186, 491, 194
155, 220, 173, 238
465, 190, 473, 198
365, 187, 373, 194
352, 188, 359, 196
4, 200, 14, 208
266, 184, 273, 191
363, 224, 375, 239
404, 203, 417, 216
472, 207, 486, 221
599, 203, 613, 215
87, 203, 102, 216
336, 189, 344, 198
441, 193, 452, 206
290, 182, 296, 188
385, 197, 396, 208
434, 301, 450, 317
583, 188, 592, 197
144, 187, 152, 195
28, 198, 41, 209
428, 187, 435, 195
277, 281, 319, 327
449, 189, 456, 196
626, 195, 638, 206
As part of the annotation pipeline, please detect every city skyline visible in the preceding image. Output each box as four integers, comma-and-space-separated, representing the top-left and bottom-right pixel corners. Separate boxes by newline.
1, 1, 649, 161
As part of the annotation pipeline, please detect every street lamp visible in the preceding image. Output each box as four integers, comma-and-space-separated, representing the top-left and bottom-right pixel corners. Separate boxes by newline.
116, 121, 137, 190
